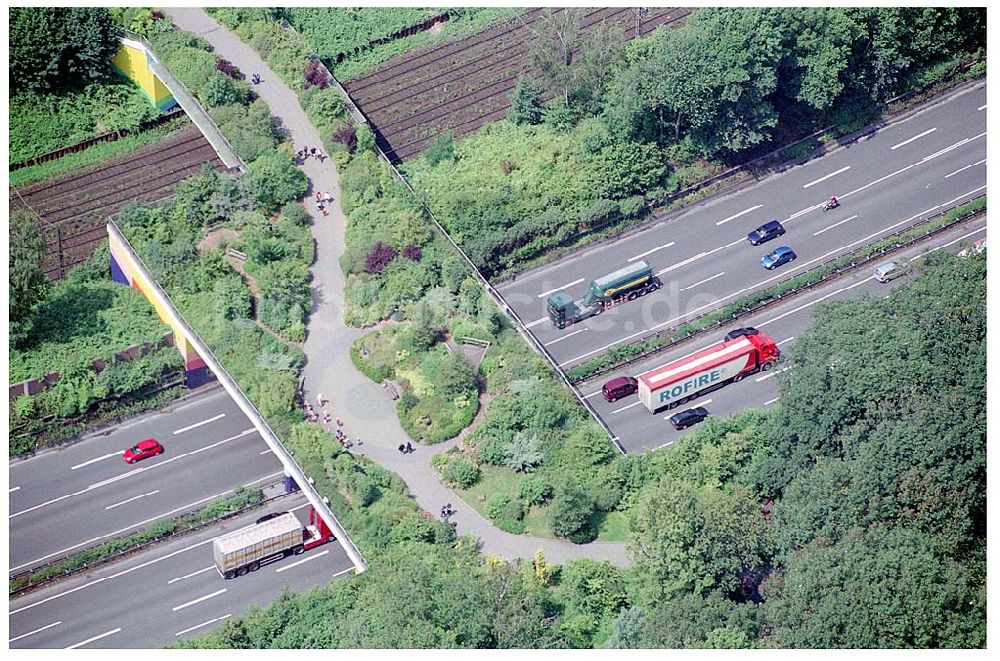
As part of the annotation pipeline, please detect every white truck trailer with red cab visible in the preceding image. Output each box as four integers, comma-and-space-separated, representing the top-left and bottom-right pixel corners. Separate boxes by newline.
212, 507, 335, 579
637, 333, 780, 413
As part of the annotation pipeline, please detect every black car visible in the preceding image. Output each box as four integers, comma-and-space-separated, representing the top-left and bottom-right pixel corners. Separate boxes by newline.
725, 327, 760, 341
669, 406, 709, 430
255, 511, 288, 525
747, 220, 785, 246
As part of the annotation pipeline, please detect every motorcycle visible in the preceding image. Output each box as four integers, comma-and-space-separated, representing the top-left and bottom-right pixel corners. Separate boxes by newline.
823, 197, 840, 212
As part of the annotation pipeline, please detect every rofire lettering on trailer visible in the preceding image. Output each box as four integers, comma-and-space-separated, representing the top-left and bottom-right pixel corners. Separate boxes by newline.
658, 370, 722, 403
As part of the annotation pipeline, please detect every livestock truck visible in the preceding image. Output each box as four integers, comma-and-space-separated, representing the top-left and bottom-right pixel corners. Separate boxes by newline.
637, 333, 780, 413
546, 260, 660, 328
212, 509, 334, 579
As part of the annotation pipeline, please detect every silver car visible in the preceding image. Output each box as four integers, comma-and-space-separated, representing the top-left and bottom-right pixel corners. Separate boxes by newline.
873, 261, 910, 283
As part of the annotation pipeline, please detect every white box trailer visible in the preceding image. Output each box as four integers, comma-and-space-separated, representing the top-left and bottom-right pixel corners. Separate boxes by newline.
637, 333, 780, 413
213, 512, 304, 579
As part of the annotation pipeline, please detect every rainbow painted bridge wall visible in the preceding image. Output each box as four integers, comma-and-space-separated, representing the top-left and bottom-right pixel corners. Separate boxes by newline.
112, 37, 176, 112
108, 226, 211, 388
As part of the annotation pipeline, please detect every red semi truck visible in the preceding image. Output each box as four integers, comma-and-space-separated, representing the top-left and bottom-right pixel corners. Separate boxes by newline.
212, 507, 335, 579
637, 333, 780, 413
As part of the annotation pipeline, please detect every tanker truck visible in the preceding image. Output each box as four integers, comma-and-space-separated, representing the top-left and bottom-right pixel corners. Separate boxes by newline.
212, 509, 334, 579
546, 260, 661, 328
637, 332, 780, 413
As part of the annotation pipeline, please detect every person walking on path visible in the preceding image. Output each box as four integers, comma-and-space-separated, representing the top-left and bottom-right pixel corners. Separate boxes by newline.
317, 392, 326, 407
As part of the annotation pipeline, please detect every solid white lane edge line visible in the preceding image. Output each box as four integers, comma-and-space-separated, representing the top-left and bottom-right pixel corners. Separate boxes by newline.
764, 397, 781, 406
813, 214, 859, 236
105, 490, 159, 511
175, 614, 232, 637
173, 413, 225, 435
9, 620, 62, 643
716, 205, 763, 226
802, 165, 850, 189
9, 486, 20, 493
332, 567, 355, 579
70, 452, 120, 471
628, 241, 675, 261
168, 566, 215, 585
890, 127, 936, 150
276, 549, 329, 573
536, 278, 584, 298
64, 627, 122, 649
944, 159, 986, 179
172, 588, 227, 612
681, 271, 725, 291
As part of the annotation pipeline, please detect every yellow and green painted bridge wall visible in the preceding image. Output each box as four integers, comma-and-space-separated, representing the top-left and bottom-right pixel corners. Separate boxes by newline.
112, 37, 177, 112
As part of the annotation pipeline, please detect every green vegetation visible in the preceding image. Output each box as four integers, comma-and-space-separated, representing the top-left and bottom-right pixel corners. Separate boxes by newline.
9, 116, 188, 188
179, 247, 984, 649
399, 7, 985, 277
10, 79, 163, 164
282, 7, 441, 60
10, 7, 121, 94
10, 487, 263, 593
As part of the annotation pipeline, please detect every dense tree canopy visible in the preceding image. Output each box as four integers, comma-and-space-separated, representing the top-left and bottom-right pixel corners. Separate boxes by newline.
10, 7, 121, 93
8, 211, 49, 337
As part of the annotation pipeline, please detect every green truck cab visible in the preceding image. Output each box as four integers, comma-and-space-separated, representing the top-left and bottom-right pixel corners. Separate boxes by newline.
546, 260, 660, 328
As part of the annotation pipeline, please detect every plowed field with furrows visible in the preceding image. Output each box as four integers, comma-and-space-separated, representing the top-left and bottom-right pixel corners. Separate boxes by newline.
344, 7, 692, 162
9, 124, 227, 279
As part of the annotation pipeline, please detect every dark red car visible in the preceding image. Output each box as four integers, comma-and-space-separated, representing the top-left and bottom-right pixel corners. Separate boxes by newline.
123, 438, 164, 464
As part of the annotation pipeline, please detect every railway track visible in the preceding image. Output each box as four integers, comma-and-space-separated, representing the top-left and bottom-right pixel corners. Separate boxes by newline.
345, 7, 692, 162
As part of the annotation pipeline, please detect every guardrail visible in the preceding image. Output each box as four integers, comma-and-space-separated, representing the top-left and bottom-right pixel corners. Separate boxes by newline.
9, 482, 283, 596
569, 196, 986, 385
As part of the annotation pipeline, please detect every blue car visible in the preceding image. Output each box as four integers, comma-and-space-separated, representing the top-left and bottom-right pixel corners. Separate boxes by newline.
761, 246, 797, 270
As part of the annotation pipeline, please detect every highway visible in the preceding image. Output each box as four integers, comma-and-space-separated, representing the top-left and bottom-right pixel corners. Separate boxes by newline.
8, 388, 283, 574
8, 497, 356, 649
583, 215, 986, 453
498, 82, 986, 369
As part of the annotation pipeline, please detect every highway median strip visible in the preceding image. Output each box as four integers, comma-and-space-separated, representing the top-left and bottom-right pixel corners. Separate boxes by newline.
564, 196, 985, 384
9, 487, 265, 597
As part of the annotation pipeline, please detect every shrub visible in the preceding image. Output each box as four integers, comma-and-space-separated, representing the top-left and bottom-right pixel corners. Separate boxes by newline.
508, 77, 544, 125
618, 195, 646, 220
578, 198, 620, 231
402, 244, 422, 261
423, 132, 455, 166
437, 454, 481, 489
247, 151, 308, 212
505, 431, 543, 473
486, 493, 526, 534
519, 476, 554, 506
550, 483, 597, 543
331, 123, 357, 153
303, 58, 328, 89
216, 58, 243, 80
364, 242, 397, 275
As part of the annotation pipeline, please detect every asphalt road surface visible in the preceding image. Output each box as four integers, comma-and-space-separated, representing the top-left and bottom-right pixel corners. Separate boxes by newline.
498, 83, 986, 369
9, 496, 356, 649
582, 215, 986, 453
9, 388, 283, 574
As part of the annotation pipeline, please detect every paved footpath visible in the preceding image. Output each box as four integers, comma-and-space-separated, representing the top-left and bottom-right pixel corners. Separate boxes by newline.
166, 8, 629, 568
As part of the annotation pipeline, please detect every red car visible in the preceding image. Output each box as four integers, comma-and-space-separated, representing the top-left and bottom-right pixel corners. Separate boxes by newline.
123, 438, 164, 464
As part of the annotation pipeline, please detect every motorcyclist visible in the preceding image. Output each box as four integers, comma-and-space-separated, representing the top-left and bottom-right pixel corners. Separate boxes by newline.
826, 196, 839, 209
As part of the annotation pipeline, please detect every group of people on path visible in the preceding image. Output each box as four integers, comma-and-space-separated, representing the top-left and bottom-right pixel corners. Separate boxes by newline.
315, 191, 335, 216
304, 393, 355, 449
440, 503, 456, 518
397, 441, 414, 455
296, 146, 325, 164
